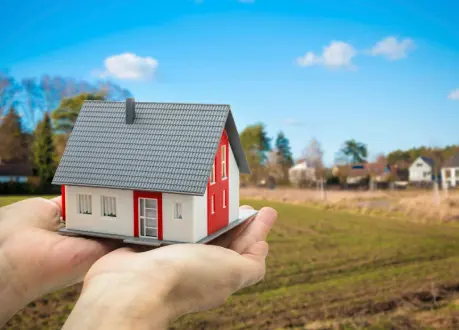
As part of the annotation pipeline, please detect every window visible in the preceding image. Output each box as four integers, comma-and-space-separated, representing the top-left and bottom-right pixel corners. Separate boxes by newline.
416, 163, 423, 167
223, 190, 227, 208
174, 202, 183, 219
211, 195, 215, 214
221, 145, 227, 179
101, 196, 116, 217
210, 161, 216, 184
77, 194, 92, 215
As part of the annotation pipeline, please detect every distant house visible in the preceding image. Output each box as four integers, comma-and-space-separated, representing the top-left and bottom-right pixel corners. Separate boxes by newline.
288, 161, 316, 187
408, 156, 435, 183
441, 154, 459, 188
0, 160, 33, 183
346, 163, 392, 185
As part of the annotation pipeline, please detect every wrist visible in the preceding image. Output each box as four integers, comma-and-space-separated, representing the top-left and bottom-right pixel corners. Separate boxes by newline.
63, 274, 177, 330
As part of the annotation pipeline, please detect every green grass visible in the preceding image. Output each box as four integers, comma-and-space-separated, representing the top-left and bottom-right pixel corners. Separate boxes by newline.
4, 196, 459, 329
0, 195, 56, 207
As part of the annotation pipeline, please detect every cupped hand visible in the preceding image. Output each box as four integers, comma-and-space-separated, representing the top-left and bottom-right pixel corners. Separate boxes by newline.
0, 197, 117, 326
63, 206, 277, 330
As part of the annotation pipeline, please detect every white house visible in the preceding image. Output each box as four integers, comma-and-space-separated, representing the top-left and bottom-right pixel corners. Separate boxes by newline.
409, 156, 435, 183
52, 99, 256, 246
442, 154, 459, 188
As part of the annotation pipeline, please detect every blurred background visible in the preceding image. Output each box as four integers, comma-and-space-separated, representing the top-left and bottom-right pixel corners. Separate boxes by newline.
2, 0, 459, 329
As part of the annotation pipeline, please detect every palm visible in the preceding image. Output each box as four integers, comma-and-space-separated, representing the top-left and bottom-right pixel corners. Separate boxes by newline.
0, 197, 115, 302
83, 206, 276, 316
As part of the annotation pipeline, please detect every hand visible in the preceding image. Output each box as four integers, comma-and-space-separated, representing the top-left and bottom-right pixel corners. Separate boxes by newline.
63, 206, 277, 330
0, 197, 116, 326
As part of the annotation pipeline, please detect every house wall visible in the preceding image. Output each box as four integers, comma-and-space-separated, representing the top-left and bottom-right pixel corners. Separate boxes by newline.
65, 185, 134, 236
442, 167, 459, 188
229, 143, 240, 224
409, 157, 433, 182
193, 190, 208, 242
162, 193, 195, 242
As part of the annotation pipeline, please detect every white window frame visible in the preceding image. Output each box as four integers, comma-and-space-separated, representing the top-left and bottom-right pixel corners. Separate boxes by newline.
101, 196, 117, 218
223, 190, 227, 208
211, 195, 215, 214
221, 145, 227, 179
77, 194, 92, 215
210, 161, 216, 185
174, 202, 183, 220
139, 198, 158, 238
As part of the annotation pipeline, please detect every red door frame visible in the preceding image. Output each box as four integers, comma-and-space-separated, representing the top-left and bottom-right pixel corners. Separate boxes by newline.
133, 191, 163, 240
207, 130, 229, 235
61, 185, 66, 221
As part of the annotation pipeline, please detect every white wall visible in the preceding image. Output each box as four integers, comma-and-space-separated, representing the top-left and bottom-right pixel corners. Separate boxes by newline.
442, 167, 459, 188
162, 193, 195, 242
193, 190, 208, 242
66, 185, 134, 236
409, 157, 433, 182
229, 144, 240, 223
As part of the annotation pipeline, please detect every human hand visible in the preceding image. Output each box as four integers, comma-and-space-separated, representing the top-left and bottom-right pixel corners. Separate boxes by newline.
0, 197, 116, 326
63, 206, 277, 330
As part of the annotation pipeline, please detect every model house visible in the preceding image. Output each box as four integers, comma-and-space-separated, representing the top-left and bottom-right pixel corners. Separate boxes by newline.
441, 154, 459, 188
408, 156, 435, 183
52, 98, 255, 246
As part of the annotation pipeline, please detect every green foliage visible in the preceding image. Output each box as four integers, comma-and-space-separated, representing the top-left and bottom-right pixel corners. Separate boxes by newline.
240, 123, 271, 183
0, 107, 29, 162
338, 139, 368, 164
388, 145, 459, 170
275, 131, 293, 167
32, 113, 56, 187
52, 93, 105, 134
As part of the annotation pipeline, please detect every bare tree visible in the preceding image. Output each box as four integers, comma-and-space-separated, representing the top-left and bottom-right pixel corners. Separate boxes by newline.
303, 138, 326, 200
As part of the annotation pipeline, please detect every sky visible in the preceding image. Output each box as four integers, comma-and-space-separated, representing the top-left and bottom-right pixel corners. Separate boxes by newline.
1, 0, 459, 164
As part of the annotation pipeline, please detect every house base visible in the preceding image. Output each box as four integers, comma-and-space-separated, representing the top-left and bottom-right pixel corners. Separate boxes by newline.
58, 208, 258, 247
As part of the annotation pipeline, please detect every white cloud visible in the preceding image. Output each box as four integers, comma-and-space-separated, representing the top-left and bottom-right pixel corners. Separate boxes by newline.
370, 36, 415, 60
448, 89, 459, 101
296, 41, 356, 69
99, 53, 158, 80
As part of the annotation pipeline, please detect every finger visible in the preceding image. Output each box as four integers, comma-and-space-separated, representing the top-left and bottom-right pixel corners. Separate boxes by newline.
229, 207, 277, 254
210, 206, 255, 248
2, 229, 118, 299
0, 198, 61, 237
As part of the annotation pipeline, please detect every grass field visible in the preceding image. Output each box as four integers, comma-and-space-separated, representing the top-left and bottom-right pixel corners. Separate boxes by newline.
4, 196, 459, 329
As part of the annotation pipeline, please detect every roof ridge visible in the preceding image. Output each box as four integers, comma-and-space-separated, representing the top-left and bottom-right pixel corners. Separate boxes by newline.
84, 100, 231, 107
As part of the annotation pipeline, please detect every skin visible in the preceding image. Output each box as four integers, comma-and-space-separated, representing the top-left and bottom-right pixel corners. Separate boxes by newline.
0, 197, 277, 329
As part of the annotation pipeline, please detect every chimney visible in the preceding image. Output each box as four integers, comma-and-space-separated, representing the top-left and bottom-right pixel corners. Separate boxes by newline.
125, 98, 135, 124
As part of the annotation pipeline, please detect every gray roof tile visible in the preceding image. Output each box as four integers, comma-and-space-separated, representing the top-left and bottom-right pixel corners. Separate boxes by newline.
52, 101, 250, 195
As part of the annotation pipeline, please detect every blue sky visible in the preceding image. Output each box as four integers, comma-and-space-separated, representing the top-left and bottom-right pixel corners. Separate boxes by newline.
2, 0, 459, 164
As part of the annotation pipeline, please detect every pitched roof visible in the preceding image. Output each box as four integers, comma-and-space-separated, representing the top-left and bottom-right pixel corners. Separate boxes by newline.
347, 162, 391, 177
443, 153, 459, 168
420, 156, 435, 168
52, 100, 250, 195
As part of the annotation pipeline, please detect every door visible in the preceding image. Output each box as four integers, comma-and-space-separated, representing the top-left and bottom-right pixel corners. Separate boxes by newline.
139, 198, 158, 238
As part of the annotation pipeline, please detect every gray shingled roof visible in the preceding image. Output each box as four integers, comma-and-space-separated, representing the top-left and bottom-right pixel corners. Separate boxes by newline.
52, 101, 250, 195
420, 156, 435, 168
443, 153, 459, 168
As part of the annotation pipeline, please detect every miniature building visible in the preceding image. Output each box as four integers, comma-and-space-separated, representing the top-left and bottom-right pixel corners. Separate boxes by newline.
52, 98, 256, 246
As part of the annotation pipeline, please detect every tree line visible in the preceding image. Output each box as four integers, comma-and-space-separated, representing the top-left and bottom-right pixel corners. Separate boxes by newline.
0, 75, 131, 193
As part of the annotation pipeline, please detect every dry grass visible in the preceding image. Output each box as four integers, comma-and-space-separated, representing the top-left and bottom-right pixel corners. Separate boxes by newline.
241, 187, 459, 222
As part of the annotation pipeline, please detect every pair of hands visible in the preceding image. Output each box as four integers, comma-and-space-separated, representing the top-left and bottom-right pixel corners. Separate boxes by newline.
0, 197, 277, 329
